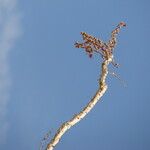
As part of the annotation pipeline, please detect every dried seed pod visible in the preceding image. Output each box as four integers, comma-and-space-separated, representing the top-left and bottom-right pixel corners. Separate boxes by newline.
75, 22, 126, 67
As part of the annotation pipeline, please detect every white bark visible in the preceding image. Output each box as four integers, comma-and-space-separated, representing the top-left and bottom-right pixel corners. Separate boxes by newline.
46, 57, 112, 150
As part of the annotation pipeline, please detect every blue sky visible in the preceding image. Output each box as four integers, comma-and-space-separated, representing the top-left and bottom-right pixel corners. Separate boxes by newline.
0, 0, 150, 150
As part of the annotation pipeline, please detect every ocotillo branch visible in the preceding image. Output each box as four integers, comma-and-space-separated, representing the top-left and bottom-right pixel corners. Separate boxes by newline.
45, 22, 126, 150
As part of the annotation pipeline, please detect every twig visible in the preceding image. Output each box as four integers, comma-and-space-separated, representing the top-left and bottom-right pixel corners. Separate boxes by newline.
45, 22, 126, 150
40, 131, 51, 150
46, 57, 112, 150
109, 71, 127, 87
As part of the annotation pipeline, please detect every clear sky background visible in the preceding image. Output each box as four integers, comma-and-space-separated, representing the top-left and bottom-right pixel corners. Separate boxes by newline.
0, 0, 150, 150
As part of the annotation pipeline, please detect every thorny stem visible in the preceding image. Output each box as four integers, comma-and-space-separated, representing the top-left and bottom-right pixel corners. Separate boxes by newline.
46, 57, 112, 150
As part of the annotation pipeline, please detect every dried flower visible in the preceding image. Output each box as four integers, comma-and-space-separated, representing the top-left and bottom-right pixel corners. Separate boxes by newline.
75, 22, 126, 66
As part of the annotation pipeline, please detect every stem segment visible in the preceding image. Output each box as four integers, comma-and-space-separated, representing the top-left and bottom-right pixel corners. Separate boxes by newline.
46, 58, 112, 150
